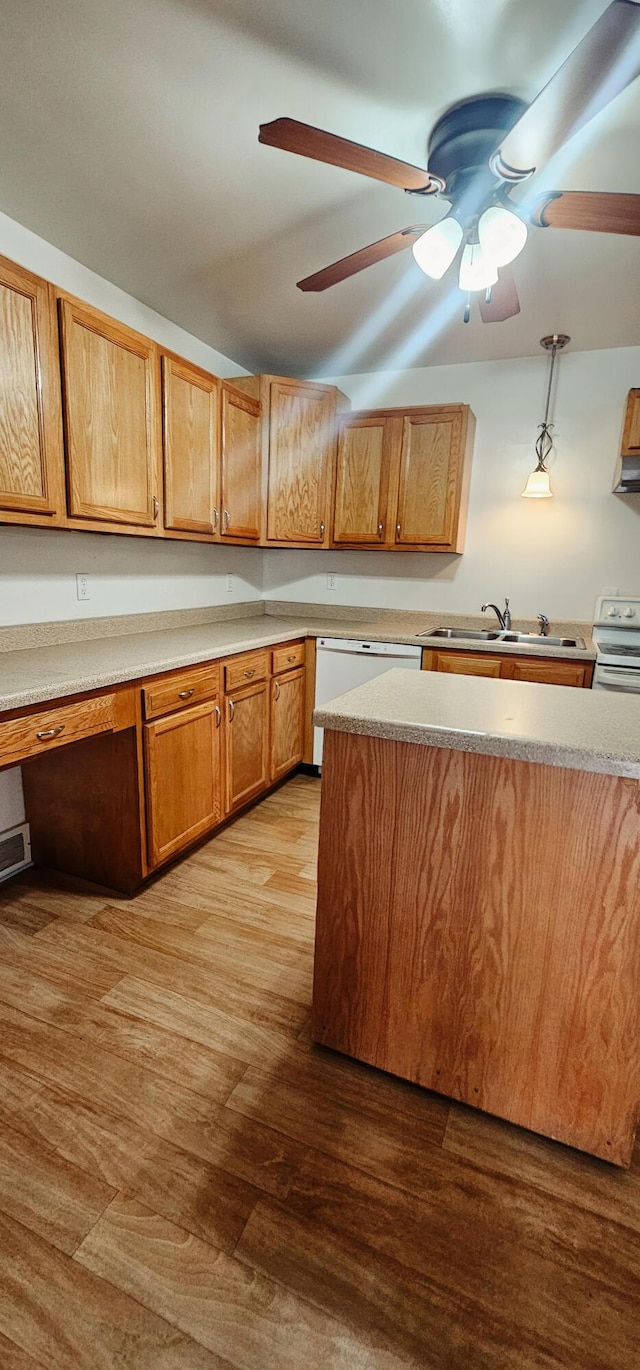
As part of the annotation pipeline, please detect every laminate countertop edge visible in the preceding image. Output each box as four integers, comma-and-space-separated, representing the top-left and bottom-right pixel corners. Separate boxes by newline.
0, 614, 595, 715
314, 668, 640, 780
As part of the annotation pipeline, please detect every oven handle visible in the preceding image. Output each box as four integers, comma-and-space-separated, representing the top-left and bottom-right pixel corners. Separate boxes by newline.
595, 665, 640, 691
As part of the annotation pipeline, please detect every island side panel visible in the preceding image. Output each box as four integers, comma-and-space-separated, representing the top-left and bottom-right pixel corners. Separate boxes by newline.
313, 730, 640, 1167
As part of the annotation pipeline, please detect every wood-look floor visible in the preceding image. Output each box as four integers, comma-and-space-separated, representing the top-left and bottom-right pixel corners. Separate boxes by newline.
0, 773, 639, 1369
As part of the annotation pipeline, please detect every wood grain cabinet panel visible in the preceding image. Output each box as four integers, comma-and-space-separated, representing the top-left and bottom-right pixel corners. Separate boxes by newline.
272, 640, 305, 675
621, 389, 640, 456
144, 699, 223, 868
224, 680, 269, 814
162, 354, 219, 535
0, 693, 117, 770
224, 650, 268, 693
422, 649, 592, 687
220, 382, 261, 541
0, 261, 64, 522
503, 658, 590, 688
270, 667, 305, 782
332, 414, 394, 545
267, 381, 337, 545
142, 664, 221, 720
395, 410, 467, 548
422, 650, 503, 678
59, 297, 161, 529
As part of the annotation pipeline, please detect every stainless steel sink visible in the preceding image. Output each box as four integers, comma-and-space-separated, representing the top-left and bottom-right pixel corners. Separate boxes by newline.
418, 628, 503, 641
419, 627, 586, 649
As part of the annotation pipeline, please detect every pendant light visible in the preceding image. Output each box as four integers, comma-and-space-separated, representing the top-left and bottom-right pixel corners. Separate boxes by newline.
522, 333, 570, 499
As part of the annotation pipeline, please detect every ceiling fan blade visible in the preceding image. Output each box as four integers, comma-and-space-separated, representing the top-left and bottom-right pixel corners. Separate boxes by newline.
492, 0, 640, 180
532, 189, 640, 234
297, 227, 427, 292
259, 118, 441, 193
479, 266, 520, 323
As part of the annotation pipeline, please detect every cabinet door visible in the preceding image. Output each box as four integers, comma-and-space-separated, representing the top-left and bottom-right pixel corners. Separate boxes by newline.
621, 390, 640, 457
162, 355, 219, 535
267, 381, 335, 544
225, 680, 269, 813
220, 382, 261, 541
423, 650, 502, 678
504, 658, 589, 688
395, 410, 465, 547
270, 667, 305, 782
144, 698, 223, 868
0, 261, 64, 520
59, 298, 160, 528
333, 415, 394, 544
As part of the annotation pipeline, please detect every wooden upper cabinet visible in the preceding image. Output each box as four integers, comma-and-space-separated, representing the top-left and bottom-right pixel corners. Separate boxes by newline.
266, 380, 337, 545
621, 389, 640, 456
395, 408, 472, 550
220, 381, 261, 542
0, 261, 64, 523
333, 414, 395, 545
59, 297, 161, 530
162, 354, 219, 536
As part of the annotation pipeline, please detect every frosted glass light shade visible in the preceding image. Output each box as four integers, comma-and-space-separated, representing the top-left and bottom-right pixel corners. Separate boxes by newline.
412, 217, 463, 279
522, 467, 553, 498
458, 241, 498, 293
478, 204, 528, 267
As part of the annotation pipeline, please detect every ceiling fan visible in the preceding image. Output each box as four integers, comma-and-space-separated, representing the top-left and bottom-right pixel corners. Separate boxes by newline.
258, 0, 640, 323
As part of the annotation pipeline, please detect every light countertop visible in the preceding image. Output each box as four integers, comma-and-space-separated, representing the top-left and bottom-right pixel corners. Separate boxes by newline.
314, 667, 640, 779
0, 609, 595, 714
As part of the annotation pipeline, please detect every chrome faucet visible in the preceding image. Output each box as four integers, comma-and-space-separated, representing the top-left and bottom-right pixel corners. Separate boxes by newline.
537, 614, 549, 637
481, 598, 511, 631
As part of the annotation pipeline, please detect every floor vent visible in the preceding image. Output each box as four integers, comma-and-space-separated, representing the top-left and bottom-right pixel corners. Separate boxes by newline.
0, 822, 32, 882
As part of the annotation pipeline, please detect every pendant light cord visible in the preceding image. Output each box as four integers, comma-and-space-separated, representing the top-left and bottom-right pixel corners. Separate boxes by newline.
535, 341, 558, 471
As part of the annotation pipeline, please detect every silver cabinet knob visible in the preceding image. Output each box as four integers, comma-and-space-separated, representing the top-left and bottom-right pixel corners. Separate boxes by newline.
377, 521, 384, 537
178, 688, 194, 700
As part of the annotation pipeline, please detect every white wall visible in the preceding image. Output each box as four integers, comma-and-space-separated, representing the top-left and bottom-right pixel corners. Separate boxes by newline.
264, 345, 640, 624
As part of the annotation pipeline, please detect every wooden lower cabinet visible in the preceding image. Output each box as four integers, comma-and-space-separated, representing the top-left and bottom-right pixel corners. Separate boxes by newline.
422, 649, 593, 688
270, 667, 305, 781
144, 698, 223, 868
225, 679, 269, 814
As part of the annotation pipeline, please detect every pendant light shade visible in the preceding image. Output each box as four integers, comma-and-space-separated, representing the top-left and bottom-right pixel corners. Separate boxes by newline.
412, 216, 463, 279
521, 467, 552, 498
478, 205, 528, 267
458, 241, 498, 293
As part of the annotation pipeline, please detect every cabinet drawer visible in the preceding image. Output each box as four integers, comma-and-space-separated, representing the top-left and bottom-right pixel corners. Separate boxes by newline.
505, 658, 589, 688
272, 641, 305, 675
0, 693, 116, 768
143, 664, 220, 720
423, 650, 502, 678
224, 650, 268, 693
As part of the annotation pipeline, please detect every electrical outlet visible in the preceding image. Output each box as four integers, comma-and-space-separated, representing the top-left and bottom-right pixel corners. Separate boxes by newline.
76, 573, 90, 602
225, 573, 234, 594
326, 573, 337, 591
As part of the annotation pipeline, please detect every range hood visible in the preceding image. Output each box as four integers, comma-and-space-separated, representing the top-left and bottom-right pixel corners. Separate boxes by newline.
613, 455, 640, 494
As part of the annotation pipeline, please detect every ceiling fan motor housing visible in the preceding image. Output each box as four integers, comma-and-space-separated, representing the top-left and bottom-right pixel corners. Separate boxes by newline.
427, 94, 527, 207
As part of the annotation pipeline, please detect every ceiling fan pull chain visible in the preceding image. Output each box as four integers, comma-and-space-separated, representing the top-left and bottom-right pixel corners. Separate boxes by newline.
463, 292, 471, 324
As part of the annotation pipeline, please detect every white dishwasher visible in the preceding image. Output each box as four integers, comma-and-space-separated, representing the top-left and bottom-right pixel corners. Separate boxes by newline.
313, 637, 422, 766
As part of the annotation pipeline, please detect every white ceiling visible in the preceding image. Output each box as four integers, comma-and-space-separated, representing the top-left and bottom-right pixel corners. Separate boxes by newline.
1, 0, 639, 375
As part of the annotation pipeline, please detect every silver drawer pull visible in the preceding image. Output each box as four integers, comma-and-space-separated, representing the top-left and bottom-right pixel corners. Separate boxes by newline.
178, 688, 195, 699
243, 668, 256, 678
213, 507, 219, 532
223, 509, 230, 532
214, 704, 221, 728
228, 700, 235, 722
378, 521, 384, 537
152, 495, 159, 519
320, 521, 325, 537
274, 680, 281, 701
36, 724, 65, 741
396, 523, 401, 536
287, 655, 296, 662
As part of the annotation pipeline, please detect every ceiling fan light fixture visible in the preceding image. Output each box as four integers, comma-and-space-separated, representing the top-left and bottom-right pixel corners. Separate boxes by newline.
458, 241, 498, 293
478, 204, 528, 267
412, 216, 463, 279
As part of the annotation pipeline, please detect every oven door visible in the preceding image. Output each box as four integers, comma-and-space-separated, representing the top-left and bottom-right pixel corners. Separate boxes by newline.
593, 663, 640, 692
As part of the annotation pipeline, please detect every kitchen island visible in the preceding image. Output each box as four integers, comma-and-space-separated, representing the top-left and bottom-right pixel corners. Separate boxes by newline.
313, 669, 640, 1167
